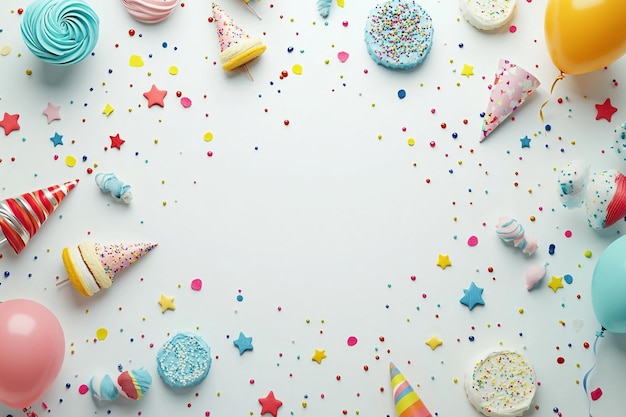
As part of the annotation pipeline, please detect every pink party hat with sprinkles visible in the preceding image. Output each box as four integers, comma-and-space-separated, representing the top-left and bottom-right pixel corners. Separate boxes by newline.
211, 2, 266, 77
480, 59, 540, 142
390, 363, 433, 417
61, 241, 157, 296
0, 179, 79, 254
212, 3, 248, 53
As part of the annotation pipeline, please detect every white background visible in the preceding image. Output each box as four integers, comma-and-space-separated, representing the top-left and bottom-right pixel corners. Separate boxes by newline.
1, 0, 626, 416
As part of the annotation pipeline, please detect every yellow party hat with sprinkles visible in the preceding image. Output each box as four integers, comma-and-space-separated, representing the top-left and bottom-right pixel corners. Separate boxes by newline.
390, 363, 433, 417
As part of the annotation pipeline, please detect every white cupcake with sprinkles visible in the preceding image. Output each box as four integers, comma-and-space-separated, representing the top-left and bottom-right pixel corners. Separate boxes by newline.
364, 0, 434, 70
465, 350, 536, 417
459, 0, 517, 31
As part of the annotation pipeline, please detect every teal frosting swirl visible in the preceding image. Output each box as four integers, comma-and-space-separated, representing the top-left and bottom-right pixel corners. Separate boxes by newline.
20, 0, 100, 65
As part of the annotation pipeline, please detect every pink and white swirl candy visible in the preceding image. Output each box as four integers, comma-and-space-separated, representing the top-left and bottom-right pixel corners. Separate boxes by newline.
120, 0, 179, 24
495, 216, 537, 255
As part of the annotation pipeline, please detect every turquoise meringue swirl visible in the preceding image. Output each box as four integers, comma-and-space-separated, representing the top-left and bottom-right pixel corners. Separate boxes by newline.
20, 0, 100, 65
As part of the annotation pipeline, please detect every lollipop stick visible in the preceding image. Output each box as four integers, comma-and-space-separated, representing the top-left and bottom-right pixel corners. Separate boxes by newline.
244, 1, 262, 19
56, 278, 69, 287
243, 64, 254, 81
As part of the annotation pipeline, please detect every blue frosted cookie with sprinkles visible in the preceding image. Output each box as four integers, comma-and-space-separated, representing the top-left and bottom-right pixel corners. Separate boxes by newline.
364, 0, 434, 70
459, 0, 517, 31
156, 332, 212, 388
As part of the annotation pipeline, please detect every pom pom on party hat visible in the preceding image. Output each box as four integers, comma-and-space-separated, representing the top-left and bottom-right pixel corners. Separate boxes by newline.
0, 179, 79, 254
390, 363, 433, 417
212, 3, 266, 73
61, 240, 157, 296
480, 59, 540, 142
89, 367, 152, 401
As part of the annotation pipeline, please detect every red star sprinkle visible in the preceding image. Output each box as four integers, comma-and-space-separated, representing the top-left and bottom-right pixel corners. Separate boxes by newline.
0, 112, 20, 136
258, 391, 283, 417
595, 98, 617, 122
109, 133, 126, 149
143, 84, 167, 108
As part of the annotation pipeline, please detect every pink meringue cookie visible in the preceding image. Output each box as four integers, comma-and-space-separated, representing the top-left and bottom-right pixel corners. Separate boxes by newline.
525, 263, 547, 290
120, 0, 179, 23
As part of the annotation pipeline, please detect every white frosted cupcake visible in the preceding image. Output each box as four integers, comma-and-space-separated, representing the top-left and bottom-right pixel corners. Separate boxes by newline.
465, 350, 536, 417
459, 0, 516, 31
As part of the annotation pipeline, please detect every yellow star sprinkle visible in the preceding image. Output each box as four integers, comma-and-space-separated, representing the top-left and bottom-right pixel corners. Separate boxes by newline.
436, 254, 452, 269
425, 336, 443, 350
547, 276, 564, 293
460, 64, 474, 78
158, 294, 176, 313
311, 349, 327, 364
102, 103, 115, 116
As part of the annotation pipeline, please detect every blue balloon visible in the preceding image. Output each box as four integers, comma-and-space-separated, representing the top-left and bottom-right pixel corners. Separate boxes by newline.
592, 235, 626, 333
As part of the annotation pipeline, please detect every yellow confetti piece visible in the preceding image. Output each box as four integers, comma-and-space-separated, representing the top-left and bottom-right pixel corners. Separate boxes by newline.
292, 64, 303, 75
0, 45, 12, 56
129, 54, 144, 67
407, 137, 415, 146
102, 103, 114, 116
65, 155, 77, 167
169, 65, 178, 75
203, 131, 214, 142
425, 335, 443, 350
337, 0, 344, 7
96, 328, 108, 340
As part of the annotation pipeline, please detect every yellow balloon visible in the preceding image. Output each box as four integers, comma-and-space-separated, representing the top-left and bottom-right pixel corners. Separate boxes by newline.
545, 0, 626, 75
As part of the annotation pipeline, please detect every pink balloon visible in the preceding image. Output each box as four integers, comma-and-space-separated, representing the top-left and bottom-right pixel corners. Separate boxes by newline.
0, 299, 65, 409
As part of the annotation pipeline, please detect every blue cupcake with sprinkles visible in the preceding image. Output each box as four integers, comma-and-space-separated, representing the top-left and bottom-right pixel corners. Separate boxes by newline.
156, 332, 212, 388
364, 0, 434, 70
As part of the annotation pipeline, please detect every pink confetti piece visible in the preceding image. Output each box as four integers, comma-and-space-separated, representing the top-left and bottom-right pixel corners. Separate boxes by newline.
78, 384, 89, 395
590, 387, 603, 401
181, 97, 192, 108
347, 336, 358, 346
337, 51, 349, 63
191, 278, 203, 291
467, 235, 479, 247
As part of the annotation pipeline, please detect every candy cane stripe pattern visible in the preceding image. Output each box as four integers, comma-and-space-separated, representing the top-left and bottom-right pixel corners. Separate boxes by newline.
0, 179, 79, 254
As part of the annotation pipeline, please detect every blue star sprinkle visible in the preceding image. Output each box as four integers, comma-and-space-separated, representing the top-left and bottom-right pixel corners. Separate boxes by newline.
50, 132, 63, 147
233, 331, 254, 355
460, 282, 485, 310
520, 135, 531, 148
